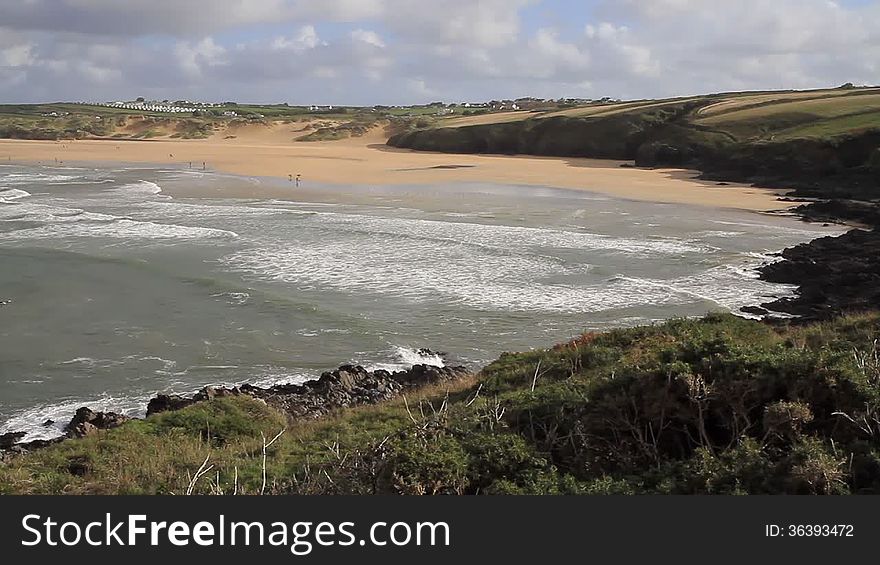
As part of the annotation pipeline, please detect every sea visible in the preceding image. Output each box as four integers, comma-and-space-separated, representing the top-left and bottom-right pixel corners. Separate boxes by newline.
0, 163, 844, 440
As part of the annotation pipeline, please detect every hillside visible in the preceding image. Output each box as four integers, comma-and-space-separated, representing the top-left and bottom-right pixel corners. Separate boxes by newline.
389, 86, 880, 200
3, 312, 880, 495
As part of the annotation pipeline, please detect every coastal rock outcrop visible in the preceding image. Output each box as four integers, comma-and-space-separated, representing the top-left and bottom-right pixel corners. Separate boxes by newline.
64, 407, 132, 438
2, 361, 471, 457
759, 228, 880, 320
0, 432, 25, 450
240, 363, 469, 419
146, 363, 471, 420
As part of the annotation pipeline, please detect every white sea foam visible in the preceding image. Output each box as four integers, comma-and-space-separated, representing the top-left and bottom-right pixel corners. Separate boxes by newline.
111, 180, 163, 197
211, 291, 251, 305
215, 207, 726, 312
303, 212, 715, 256
220, 234, 696, 314
59, 357, 125, 369
710, 218, 841, 237
0, 188, 31, 203
0, 216, 238, 242
244, 371, 314, 390
364, 346, 447, 373
0, 393, 153, 442
142, 199, 312, 220
0, 173, 81, 185
0, 197, 238, 241
393, 346, 445, 367
614, 253, 798, 317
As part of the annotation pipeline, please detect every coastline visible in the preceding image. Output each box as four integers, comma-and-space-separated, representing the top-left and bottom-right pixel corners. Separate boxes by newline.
0, 124, 790, 211
0, 157, 839, 446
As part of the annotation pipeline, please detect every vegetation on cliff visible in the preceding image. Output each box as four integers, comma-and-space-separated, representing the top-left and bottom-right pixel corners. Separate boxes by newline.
3, 312, 880, 495
388, 87, 880, 200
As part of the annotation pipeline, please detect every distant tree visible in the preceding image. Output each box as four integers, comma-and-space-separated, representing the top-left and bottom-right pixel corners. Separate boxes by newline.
136, 97, 145, 102
839, 82, 856, 89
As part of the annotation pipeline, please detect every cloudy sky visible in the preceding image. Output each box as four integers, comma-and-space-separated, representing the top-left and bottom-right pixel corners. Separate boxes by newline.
1, 0, 878, 105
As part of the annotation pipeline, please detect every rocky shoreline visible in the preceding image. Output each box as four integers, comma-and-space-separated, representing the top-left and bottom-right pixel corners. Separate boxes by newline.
1, 359, 470, 457
746, 195, 880, 321
754, 226, 880, 321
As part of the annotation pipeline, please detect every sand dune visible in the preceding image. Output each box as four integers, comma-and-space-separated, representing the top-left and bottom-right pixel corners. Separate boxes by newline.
0, 122, 788, 210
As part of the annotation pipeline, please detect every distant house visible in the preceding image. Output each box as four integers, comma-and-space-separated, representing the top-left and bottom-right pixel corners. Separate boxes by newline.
222, 111, 238, 117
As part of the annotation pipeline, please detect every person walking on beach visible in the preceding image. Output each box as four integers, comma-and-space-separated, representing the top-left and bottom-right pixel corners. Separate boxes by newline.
295, 174, 302, 187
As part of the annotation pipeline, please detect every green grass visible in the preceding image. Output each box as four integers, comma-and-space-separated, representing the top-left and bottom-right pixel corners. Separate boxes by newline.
413, 87, 880, 144
773, 111, 880, 140
692, 91, 880, 140
4, 312, 880, 495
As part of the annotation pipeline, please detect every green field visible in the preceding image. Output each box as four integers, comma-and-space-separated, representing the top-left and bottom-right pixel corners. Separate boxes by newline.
423, 86, 880, 142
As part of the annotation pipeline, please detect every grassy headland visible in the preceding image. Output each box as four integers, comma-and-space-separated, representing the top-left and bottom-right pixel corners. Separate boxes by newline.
389, 86, 880, 201
4, 313, 880, 495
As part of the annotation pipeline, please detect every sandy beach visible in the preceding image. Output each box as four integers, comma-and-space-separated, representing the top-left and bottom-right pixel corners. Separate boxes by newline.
0, 122, 788, 210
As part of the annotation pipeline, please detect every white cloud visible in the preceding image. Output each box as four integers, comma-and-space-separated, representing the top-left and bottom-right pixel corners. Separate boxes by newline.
0, 0, 878, 104
174, 37, 226, 78
351, 29, 385, 49
272, 25, 324, 51
0, 44, 36, 68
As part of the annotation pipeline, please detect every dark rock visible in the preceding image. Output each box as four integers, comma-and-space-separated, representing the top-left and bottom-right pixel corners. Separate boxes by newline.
193, 386, 241, 402
0, 431, 25, 450
42, 419, 55, 427
67, 456, 90, 476
740, 305, 770, 316
64, 407, 131, 438
759, 228, 880, 320
211, 362, 469, 421
147, 394, 195, 416
794, 200, 880, 228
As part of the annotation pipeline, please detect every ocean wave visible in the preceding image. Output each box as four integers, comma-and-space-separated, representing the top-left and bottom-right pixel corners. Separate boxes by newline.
0, 172, 85, 186
0, 199, 239, 241
0, 188, 31, 203
305, 212, 714, 256
219, 236, 694, 313
1, 218, 238, 242
363, 346, 447, 373
110, 180, 164, 197
0, 393, 154, 442
210, 291, 251, 305
710, 218, 841, 237
142, 200, 313, 220
614, 252, 797, 317
0, 200, 115, 224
